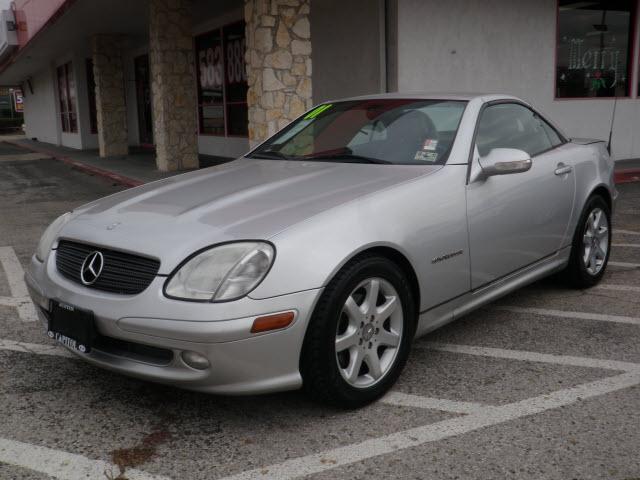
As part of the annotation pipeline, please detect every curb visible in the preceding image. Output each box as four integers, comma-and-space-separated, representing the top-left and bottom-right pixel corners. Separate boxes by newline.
4, 140, 144, 188
614, 169, 640, 185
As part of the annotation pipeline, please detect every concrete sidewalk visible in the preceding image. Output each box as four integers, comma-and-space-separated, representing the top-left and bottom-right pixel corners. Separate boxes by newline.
2, 136, 233, 187
2, 134, 639, 187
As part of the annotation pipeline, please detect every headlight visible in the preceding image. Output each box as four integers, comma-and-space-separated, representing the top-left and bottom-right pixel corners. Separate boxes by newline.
164, 242, 275, 302
35, 212, 72, 262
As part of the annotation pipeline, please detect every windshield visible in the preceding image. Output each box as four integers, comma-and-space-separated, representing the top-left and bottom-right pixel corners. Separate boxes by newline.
248, 99, 467, 165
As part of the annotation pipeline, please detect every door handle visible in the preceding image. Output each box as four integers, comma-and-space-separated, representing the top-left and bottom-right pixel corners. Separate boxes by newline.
554, 163, 572, 175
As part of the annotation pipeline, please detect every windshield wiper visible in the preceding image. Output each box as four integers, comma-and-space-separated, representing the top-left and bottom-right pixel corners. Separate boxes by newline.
303, 153, 392, 165
248, 150, 297, 160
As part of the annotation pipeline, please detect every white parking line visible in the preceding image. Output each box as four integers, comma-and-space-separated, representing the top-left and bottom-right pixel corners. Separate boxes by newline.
493, 306, 640, 326
0, 246, 28, 297
0, 437, 171, 480
609, 261, 640, 268
0, 338, 72, 358
421, 342, 640, 372
614, 229, 640, 236
220, 371, 640, 480
380, 392, 486, 414
595, 284, 640, 293
612, 243, 640, 248
0, 246, 37, 322
3, 338, 640, 479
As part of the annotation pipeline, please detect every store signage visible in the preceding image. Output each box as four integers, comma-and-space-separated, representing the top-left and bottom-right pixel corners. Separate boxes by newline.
12, 89, 23, 112
566, 38, 621, 90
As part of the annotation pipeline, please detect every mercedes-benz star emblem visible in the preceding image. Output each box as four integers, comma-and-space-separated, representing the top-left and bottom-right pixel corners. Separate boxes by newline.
80, 251, 104, 285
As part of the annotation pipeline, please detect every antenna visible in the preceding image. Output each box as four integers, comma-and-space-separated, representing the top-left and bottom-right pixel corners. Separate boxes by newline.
607, 95, 617, 156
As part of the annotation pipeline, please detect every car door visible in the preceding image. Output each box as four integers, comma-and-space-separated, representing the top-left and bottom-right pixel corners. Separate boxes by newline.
466, 102, 576, 289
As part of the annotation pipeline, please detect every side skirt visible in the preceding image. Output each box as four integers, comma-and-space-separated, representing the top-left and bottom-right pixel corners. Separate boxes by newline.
415, 246, 571, 338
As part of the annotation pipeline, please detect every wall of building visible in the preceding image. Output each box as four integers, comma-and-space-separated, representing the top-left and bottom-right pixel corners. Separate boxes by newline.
23, 67, 59, 144
395, 0, 640, 160
311, 0, 386, 103
23, 48, 99, 150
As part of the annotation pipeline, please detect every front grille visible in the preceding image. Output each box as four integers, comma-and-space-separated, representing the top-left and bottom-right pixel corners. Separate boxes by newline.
56, 240, 160, 295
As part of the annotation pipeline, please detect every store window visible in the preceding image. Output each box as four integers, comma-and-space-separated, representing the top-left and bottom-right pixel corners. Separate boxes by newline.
57, 62, 78, 133
86, 59, 97, 134
556, 1, 635, 98
195, 21, 248, 137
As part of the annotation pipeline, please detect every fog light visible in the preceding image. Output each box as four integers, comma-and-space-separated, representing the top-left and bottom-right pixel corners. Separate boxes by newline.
181, 351, 210, 370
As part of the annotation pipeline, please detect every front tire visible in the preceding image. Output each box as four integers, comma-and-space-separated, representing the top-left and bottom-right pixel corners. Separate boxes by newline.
565, 195, 611, 288
300, 255, 416, 408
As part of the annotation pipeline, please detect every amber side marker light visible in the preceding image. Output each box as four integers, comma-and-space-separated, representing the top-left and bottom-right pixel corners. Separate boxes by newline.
251, 311, 295, 333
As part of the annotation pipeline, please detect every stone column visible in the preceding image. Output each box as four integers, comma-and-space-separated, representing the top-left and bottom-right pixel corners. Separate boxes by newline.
92, 35, 128, 158
149, 0, 199, 171
245, 0, 313, 147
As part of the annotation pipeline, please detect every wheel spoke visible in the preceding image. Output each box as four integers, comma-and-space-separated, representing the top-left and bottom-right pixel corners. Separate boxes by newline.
375, 295, 398, 322
589, 249, 598, 271
595, 243, 607, 260
335, 328, 359, 353
377, 328, 400, 347
593, 210, 602, 230
583, 245, 591, 266
364, 350, 383, 379
343, 296, 365, 323
345, 348, 364, 382
596, 226, 608, 241
363, 279, 380, 314
583, 232, 593, 245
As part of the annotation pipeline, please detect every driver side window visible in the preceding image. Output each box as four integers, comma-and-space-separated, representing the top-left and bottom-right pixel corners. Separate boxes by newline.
476, 103, 562, 157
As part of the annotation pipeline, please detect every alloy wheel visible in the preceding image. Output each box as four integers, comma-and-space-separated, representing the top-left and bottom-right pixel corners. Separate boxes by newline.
335, 277, 404, 388
582, 207, 609, 276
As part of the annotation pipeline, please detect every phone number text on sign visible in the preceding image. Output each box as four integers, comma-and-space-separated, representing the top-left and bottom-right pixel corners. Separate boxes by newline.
199, 38, 246, 89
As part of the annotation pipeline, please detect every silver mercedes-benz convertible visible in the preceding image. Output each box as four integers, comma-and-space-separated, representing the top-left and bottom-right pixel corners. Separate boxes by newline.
27, 93, 616, 407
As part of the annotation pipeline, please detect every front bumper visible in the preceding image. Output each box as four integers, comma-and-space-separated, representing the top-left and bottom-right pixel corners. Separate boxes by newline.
25, 253, 322, 395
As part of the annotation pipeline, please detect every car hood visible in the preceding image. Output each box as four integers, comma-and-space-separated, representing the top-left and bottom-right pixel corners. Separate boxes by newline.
60, 158, 441, 274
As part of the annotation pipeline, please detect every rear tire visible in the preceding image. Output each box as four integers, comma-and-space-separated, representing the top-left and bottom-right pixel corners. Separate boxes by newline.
564, 195, 611, 288
300, 254, 416, 408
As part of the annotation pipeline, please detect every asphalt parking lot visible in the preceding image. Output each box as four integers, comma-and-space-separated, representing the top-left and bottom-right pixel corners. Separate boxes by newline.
1, 152, 639, 480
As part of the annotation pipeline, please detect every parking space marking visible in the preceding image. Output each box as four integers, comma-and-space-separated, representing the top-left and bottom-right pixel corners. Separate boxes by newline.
0, 437, 171, 480
220, 371, 640, 480
0, 338, 72, 358
612, 243, 640, 248
493, 306, 640, 326
3, 337, 640, 480
609, 261, 640, 268
380, 392, 486, 414
0, 246, 29, 297
595, 283, 640, 293
0, 246, 37, 322
420, 342, 640, 372
614, 229, 640, 236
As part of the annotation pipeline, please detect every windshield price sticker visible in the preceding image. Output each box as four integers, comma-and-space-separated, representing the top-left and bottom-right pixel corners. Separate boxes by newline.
422, 139, 438, 151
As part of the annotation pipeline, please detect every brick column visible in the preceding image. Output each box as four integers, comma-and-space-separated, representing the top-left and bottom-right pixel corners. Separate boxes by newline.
245, 0, 313, 147
149, 0, 199, 171
92, 35, 128, 157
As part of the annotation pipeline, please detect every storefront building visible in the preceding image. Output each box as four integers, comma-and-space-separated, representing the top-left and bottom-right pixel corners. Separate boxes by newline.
0, 0, 637, 171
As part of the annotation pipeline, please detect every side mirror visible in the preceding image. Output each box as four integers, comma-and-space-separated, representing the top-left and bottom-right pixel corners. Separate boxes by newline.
478, 148, 532, 177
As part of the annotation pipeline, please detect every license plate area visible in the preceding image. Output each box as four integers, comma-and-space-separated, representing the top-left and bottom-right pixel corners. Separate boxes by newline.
48, 301, 96, 353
